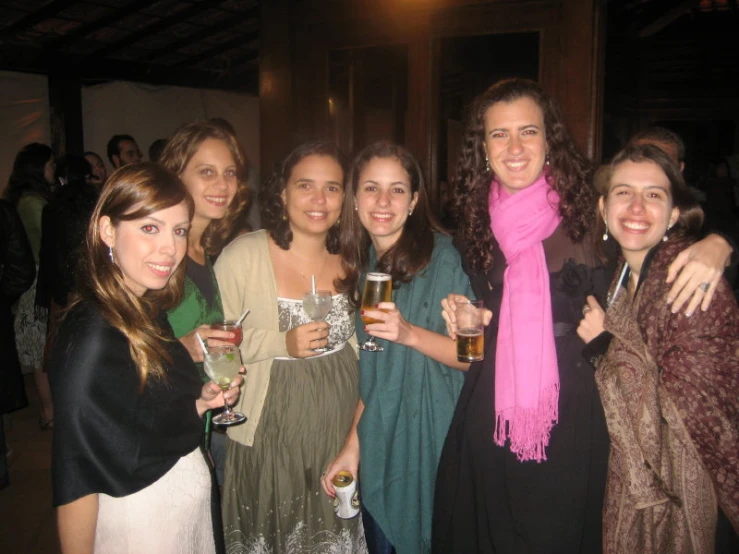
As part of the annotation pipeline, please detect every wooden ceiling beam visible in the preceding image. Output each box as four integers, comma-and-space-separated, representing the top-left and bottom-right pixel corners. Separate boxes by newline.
0, 44, 257, 93
0, 0, 78, 40
49, 0, 155, 49
171, 31, 259, 68
140, 6, 259, 62
93, 0, 228, 58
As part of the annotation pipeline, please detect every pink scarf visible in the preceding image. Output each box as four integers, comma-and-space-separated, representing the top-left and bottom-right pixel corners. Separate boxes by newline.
489, 173, 561, 462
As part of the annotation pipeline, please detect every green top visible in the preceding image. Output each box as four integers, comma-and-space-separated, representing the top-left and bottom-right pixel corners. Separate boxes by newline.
357, 233, 474, 554
168, 258, 223, 338
17, 193, 48, 262
168, 257, 224, 446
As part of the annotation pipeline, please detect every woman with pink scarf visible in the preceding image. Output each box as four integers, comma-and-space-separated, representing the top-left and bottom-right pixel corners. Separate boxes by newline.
431, 78, 733, 553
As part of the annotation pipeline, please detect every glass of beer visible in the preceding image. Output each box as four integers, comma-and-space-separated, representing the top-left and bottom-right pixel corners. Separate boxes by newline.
359, 272, 392, 352
455, 299, 484, 362
203, 344, 247, 426
211, 320, 243, 346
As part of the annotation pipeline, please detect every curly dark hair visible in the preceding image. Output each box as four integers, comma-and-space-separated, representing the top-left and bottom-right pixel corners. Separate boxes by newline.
159, 119, 250, 257
259, 140, 347, 253
337, 141, 443, 307
452, 78, 595, 274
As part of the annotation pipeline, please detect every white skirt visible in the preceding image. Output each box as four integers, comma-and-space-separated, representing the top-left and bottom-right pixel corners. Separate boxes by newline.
95, 447, 215, 554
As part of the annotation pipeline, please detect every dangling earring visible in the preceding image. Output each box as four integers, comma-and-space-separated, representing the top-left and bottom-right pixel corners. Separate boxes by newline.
602, 221, 609, 242
663, 224, 672, 242
485, 156, 491, 172
545, 153, 551, 166
108, 246, 114, 262
335, 217, 341, 226
282, 210, 288, 221
408, 208, 413, 216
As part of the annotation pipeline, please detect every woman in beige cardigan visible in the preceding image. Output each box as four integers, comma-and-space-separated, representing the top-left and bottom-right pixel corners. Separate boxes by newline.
214, 140, 366, 553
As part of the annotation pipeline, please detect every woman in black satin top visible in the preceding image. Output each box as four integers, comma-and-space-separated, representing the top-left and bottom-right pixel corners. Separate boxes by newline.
48, 164, 243, 554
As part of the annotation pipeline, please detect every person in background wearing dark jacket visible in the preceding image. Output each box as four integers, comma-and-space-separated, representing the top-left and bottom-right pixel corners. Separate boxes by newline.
0, 199, 35, 489
4, 143, 56, 430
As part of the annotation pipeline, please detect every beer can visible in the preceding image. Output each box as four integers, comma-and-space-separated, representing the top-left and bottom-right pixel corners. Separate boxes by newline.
331, 471, 360, 519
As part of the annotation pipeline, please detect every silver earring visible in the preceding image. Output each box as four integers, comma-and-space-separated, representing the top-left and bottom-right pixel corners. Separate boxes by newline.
408, 208, 413, 216
602, 221, 609, 242
545, 154, 550, 166
108, 246, 114, 262
663, 224, 672, 242
485, 156, 491, 172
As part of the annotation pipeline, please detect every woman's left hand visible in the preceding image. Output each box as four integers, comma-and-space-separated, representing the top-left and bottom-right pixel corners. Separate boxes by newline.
196, 367, 245, 416
576, 295, 606, 344
362, 302, 417, 347
666, 234, 731, 315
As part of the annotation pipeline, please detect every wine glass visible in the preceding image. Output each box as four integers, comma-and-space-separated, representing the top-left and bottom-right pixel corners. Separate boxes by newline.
203, 344, 246, 426
359, 273, 392, 352
302, 290, 333, 352
211, 320, 243, 345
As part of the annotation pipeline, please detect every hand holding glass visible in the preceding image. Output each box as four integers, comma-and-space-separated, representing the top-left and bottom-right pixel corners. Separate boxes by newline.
360, 273, 392, 352
211, 320, 243, 345
203, 344, 247, 426
303, 290, 333, 352
455, 299, 485, 362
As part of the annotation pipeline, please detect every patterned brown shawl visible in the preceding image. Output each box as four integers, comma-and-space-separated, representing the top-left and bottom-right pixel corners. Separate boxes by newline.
596, 240, 739, 553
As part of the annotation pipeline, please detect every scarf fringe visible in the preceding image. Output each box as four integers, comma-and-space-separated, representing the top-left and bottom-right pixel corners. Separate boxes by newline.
494, 383, 560, 463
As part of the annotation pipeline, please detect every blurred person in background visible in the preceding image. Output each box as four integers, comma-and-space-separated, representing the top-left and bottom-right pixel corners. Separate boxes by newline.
3, 143, 56, 430
84, 151, 108, 186
0, 198, 35, 489
107, 134, 142, 169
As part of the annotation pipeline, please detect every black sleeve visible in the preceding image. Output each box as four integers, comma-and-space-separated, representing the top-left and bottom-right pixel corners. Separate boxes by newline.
701, 209, 739, 286
49, 304, 204, 507
0, 200, 36, 303
581, 331, 613, 369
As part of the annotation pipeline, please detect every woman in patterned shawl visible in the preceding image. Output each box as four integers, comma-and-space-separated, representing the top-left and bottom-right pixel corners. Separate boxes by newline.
578, 143, 739, 553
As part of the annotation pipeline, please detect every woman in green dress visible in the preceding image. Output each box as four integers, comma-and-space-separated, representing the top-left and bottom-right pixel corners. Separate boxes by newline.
321, 141, 474, 554
160, 119, 250, 482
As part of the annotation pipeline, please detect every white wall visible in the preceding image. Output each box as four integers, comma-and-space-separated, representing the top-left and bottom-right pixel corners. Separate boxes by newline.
0, 71, 51, 196
82, 80, 260, 174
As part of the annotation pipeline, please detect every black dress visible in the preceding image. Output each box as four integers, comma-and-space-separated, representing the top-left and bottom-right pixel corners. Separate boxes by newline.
432, 226, 611, 554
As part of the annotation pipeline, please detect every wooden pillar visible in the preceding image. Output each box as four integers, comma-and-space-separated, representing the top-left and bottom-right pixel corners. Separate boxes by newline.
259, 0, 293, 174
47, 71, 83, 157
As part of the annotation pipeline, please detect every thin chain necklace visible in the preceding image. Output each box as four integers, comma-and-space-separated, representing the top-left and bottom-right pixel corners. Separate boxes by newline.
287, 248, 330, 286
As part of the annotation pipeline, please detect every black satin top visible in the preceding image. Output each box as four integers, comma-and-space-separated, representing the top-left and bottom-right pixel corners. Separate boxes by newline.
49, 301, 204, 507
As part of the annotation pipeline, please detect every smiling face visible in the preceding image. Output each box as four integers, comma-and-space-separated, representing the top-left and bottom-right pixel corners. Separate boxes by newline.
281, 154, 344, 238
100, 202, 190, 296
179, 138, 238, 227
355, 156, 419, 255
483, 96, 547, 195
600, 160, 679, 271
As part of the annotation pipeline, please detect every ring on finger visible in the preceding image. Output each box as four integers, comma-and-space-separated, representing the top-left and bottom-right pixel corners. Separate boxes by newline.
699, 281, 710, 293
582, 305, 591, 315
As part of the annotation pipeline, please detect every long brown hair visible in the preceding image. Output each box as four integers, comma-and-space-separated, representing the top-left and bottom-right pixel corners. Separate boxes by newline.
337, 141, 443, 307
453, 78, 594, 274
73, 163, 194, 389
159, 119, 249, 257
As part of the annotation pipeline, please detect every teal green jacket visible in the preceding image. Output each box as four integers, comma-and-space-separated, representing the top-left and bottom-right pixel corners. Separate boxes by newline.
357, 233, 474, 554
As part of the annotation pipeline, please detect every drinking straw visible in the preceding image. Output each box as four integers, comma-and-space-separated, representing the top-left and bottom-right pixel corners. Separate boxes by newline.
236, 309, 251, 326
311, 274, 316, 294
195, 332, 208, 356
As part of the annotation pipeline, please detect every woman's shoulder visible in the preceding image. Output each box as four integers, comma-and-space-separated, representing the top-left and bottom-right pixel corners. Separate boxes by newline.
218, 229, 268, 261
